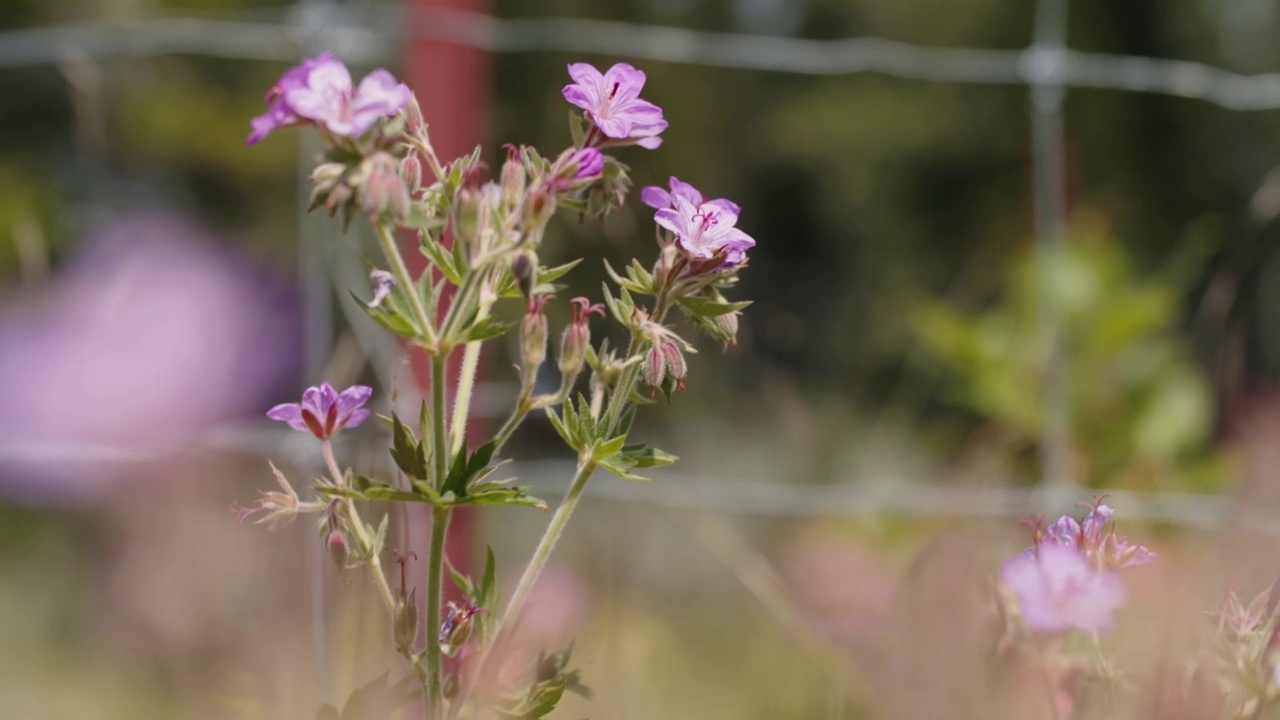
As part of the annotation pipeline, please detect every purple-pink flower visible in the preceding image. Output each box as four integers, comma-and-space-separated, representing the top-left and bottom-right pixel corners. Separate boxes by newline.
247, 53, 410, 145
641, 176, 740, 217
267, 382, 372, 440
562, 63, 667, 149
654, 191, 756, 266
1001, 543, 1128, 634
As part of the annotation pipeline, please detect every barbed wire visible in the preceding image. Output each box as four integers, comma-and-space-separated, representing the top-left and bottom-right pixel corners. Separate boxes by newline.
4, 7, 1280, 110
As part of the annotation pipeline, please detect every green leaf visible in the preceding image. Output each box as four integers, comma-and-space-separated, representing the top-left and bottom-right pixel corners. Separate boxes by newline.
620, 443, 678, 469
442, 440, 499, 497
460, 316, 515, 343
545, 406, 574, 449
353, 290, 419, 338
676, 295, 752, 318
480, 546, 497, 608
405, 205, 446, 235
592, 434, 627, 461
420, 236, 463, 285
461, 486, 547, 510
389, 414, 429, 480
538, 257, 583, 285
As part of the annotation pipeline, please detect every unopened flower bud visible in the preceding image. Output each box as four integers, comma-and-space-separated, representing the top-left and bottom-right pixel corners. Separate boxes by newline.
500, 146, 526, 209
404, 95, 425, 136
327, 529, 348, 570
714, 311, 740, 347
455, 187, 480, 245
559, 297, 604, 381
661, 342, 687, 388
643, 345, 666, 389
361, 152, 411, 221
522, 186, 556, 231
522, 294, 552, 372
401, 153, 423, 195
324, 181, 353, 213
394, 588, 419, 650
311, 162, 346, 190
512, 251, 537, 300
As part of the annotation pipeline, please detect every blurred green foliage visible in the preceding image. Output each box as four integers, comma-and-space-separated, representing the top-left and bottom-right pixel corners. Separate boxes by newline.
914, 212, 1226, 489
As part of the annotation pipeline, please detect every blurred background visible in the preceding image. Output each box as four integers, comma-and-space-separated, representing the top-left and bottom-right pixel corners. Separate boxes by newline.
4, 0, 1280, 717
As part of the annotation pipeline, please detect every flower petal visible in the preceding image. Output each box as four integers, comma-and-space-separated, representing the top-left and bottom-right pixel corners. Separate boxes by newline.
343, 408, 371, 429
266, 403, 309, 432
284, 58, 353, 123
640, 186, 671, 209
337, 385, 373, 417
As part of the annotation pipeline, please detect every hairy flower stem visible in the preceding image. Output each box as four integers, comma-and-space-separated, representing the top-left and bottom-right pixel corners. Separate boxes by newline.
449, 275, 494, 455
375, 222, 438, 349
424, 353, 452, 718
320, 440, 396, 614
424, 506, 450, 718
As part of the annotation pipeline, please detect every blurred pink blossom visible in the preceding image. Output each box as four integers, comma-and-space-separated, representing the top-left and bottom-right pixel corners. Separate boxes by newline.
0, 212, 299, 502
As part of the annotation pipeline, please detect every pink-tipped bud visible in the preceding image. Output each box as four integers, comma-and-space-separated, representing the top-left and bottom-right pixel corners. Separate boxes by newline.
522, 294, 552, 372
522, 185, 556, 231
394, 587, 419, 650
327, 530, 349, 570
713, 311, 740, 347
404, 95, 426, 136
643, 345, 666, 390
661, 342, 687, 386
500, 149, 526, 210
558, 297, 604, 381
361, 152, 411, 221
455, 187, 480, 245
401, 153, 423, 195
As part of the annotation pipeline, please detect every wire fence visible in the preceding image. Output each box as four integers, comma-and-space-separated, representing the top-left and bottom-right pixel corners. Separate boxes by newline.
1, 1, 1274, 527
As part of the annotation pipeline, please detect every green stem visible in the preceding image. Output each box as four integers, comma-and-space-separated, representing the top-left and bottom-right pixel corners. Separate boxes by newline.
449, 277, 494, 456
432, 354, 450, 488
491, 396, 532, 455
375, 222, 438, 349
455, 459, 598, 716
424, 506, 450, 718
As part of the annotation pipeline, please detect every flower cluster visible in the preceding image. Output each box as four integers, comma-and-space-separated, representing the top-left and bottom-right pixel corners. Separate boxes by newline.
1001, 499, 1154, 635
241, 54, 754, 720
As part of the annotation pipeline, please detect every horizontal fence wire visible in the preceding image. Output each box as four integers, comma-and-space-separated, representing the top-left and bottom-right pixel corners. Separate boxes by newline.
0, 423, 1266, 531
3, 7, 1280, 109
0, 3, 1272, 529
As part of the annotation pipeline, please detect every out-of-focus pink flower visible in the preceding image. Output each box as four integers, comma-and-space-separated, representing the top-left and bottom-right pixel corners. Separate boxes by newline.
247, 53, 410, 144
0, 212, 299, 503
1001, 543, 1128, 634
516, 564, 586, 645
1024, 498, 1156, 570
